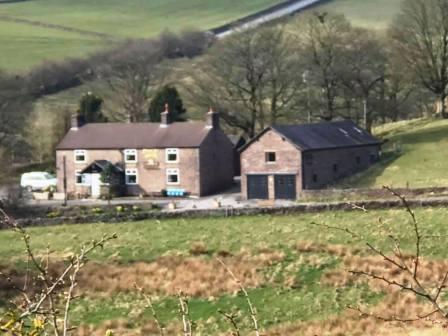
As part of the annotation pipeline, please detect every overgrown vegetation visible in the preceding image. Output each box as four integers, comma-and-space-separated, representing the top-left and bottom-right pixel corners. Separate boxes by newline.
2, 206, 448, 334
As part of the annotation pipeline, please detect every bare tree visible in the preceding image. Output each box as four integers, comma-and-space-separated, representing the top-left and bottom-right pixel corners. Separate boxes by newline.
0, 72, 33, 163
98, 45, 163, 122
295, 13, 353, 121
338, 28, 386, 132
390, 0, 448, 118
189, 26, 303, 137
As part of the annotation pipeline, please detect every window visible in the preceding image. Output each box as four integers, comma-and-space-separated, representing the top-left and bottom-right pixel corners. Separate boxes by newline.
166, 148, 179, 163
166, 168, 180, 185
75, 170, 84, 185
356, 156, 361, 165
125, 169, 138, 185
124, 149, 137, 163
313, 174, 318, 183
333, 164, 339, 173
265, 152, 276, 163
74, 150, 86, 163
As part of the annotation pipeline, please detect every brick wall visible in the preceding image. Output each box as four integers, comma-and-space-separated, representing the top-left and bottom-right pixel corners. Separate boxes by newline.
240, 130, 302, 199
56, 148, 202, 197
199, 129, 235, 195
302, 145, 380, 190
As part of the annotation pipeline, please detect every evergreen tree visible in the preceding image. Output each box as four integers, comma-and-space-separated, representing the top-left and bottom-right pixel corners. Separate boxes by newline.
148, 86, 187, 122
78, 92, 106, 122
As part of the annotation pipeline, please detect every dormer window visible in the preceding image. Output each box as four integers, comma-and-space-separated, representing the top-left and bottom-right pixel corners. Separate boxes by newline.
124, 149, 137, 163
74, 150, 86, 163
166, 148, 179, 163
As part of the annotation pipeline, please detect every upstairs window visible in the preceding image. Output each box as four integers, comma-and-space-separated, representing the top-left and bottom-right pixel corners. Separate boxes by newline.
124, 149, 137, 163
74, 150, 86, 163
167, 168, 180, 185
125, 169, 138, 185
265, 152, 276, 163
166, 148, 179, 163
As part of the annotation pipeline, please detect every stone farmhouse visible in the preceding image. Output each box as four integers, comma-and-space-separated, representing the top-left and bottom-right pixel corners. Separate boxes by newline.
240, 120, 381, 200
56, 108, 235, 198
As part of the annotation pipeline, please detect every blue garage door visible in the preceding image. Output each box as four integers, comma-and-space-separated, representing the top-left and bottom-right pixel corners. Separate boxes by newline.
247, 175, 269, 200
274, 175, 296, 200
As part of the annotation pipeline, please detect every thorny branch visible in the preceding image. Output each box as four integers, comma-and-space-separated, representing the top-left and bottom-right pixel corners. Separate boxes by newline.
178, 291, 192, 336
134, 283, 165, 336
217, 258, 260, 336
312, 187, 448, 323
0, 207, 118, 335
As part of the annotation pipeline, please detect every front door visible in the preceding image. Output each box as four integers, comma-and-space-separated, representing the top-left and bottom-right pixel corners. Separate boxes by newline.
274, 175, 296, 200
247, 175, 269, 200
91, 173, 101, 198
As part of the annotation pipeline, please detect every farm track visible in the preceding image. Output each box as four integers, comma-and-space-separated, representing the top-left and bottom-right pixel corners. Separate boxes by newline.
0, 14, 115, 39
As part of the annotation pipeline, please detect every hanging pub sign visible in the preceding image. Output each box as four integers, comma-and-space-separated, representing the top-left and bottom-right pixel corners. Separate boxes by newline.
142, 149, 160, 169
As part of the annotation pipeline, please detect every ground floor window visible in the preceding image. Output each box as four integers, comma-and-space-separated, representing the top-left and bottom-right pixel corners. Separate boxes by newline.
75, 171, 86, 185
125, 169, 138, 185
313, 174, 318, 183
166, 168, 180, 185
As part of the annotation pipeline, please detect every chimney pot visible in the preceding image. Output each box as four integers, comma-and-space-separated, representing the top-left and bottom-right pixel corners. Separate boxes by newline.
71, 114, 85, 130
206, 107, 220, 129
160, 103, 171, 127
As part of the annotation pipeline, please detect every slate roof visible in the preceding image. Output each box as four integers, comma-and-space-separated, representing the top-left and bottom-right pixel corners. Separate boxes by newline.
56, 122, 212, 150
80, 160, 123, 174
241, 120, 381, 152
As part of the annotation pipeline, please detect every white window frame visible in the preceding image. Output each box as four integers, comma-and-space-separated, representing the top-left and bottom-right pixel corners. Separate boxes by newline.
75, 170, 83, 185
166, 168, 180, 185
124, 149, 138, 163
165, 148, 179, 163
74, 150, 87, 163
265, 151, 277, 164
125, 168, 138, 185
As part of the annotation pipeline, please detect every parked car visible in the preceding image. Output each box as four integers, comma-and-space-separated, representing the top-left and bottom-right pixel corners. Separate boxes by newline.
20, 172, 57, 192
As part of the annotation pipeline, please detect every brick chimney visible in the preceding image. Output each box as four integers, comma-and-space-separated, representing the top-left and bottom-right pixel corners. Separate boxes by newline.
206, 107, 220, 129
71, 114, 85, 130
160, 104, 171, 128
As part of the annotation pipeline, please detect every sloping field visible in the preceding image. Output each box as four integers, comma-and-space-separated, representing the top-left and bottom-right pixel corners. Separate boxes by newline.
345, 118, 448, 188
317, 0, 404, 29
0, 0, 282, 71
1, 209, 448, 334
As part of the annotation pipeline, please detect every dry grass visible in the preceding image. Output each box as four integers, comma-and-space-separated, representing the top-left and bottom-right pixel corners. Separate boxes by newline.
76, 250, 284, 297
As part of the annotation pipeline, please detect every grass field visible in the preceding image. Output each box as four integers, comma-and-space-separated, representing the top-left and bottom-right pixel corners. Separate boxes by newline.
0, 0, 282, 71
1, 208, 448, 334
344, 118, 448, 189
317, 0, 404, 29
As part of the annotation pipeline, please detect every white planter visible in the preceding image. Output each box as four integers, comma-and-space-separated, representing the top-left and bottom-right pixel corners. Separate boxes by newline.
33, 192, 50, 201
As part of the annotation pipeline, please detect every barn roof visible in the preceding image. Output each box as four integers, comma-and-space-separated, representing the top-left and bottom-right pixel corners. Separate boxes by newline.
241, 120, 381, 152
56, 122, 212, 150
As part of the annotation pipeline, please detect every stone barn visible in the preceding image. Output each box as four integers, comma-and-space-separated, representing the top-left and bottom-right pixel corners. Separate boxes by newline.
240, 120, 381, 200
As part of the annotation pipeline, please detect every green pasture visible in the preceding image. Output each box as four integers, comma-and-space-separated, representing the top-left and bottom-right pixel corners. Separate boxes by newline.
345, 118, 448, 188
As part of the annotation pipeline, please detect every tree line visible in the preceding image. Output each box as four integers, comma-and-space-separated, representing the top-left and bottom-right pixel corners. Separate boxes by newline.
0, 0, 446, 168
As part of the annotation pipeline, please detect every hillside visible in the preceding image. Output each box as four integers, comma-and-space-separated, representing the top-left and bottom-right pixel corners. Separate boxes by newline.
0, 0, 283, 71
344, 118, 448, 188
317, 0, 404, 29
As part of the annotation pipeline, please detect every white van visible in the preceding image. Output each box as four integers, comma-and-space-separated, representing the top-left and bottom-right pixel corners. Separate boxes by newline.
20, 172, 57, 192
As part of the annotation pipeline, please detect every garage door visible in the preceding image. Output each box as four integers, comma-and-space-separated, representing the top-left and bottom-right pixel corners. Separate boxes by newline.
274, 175, 296, 200
247, 175, 269, 199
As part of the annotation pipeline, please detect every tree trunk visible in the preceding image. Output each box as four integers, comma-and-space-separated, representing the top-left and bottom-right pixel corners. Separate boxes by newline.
438, 93, 448, 119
